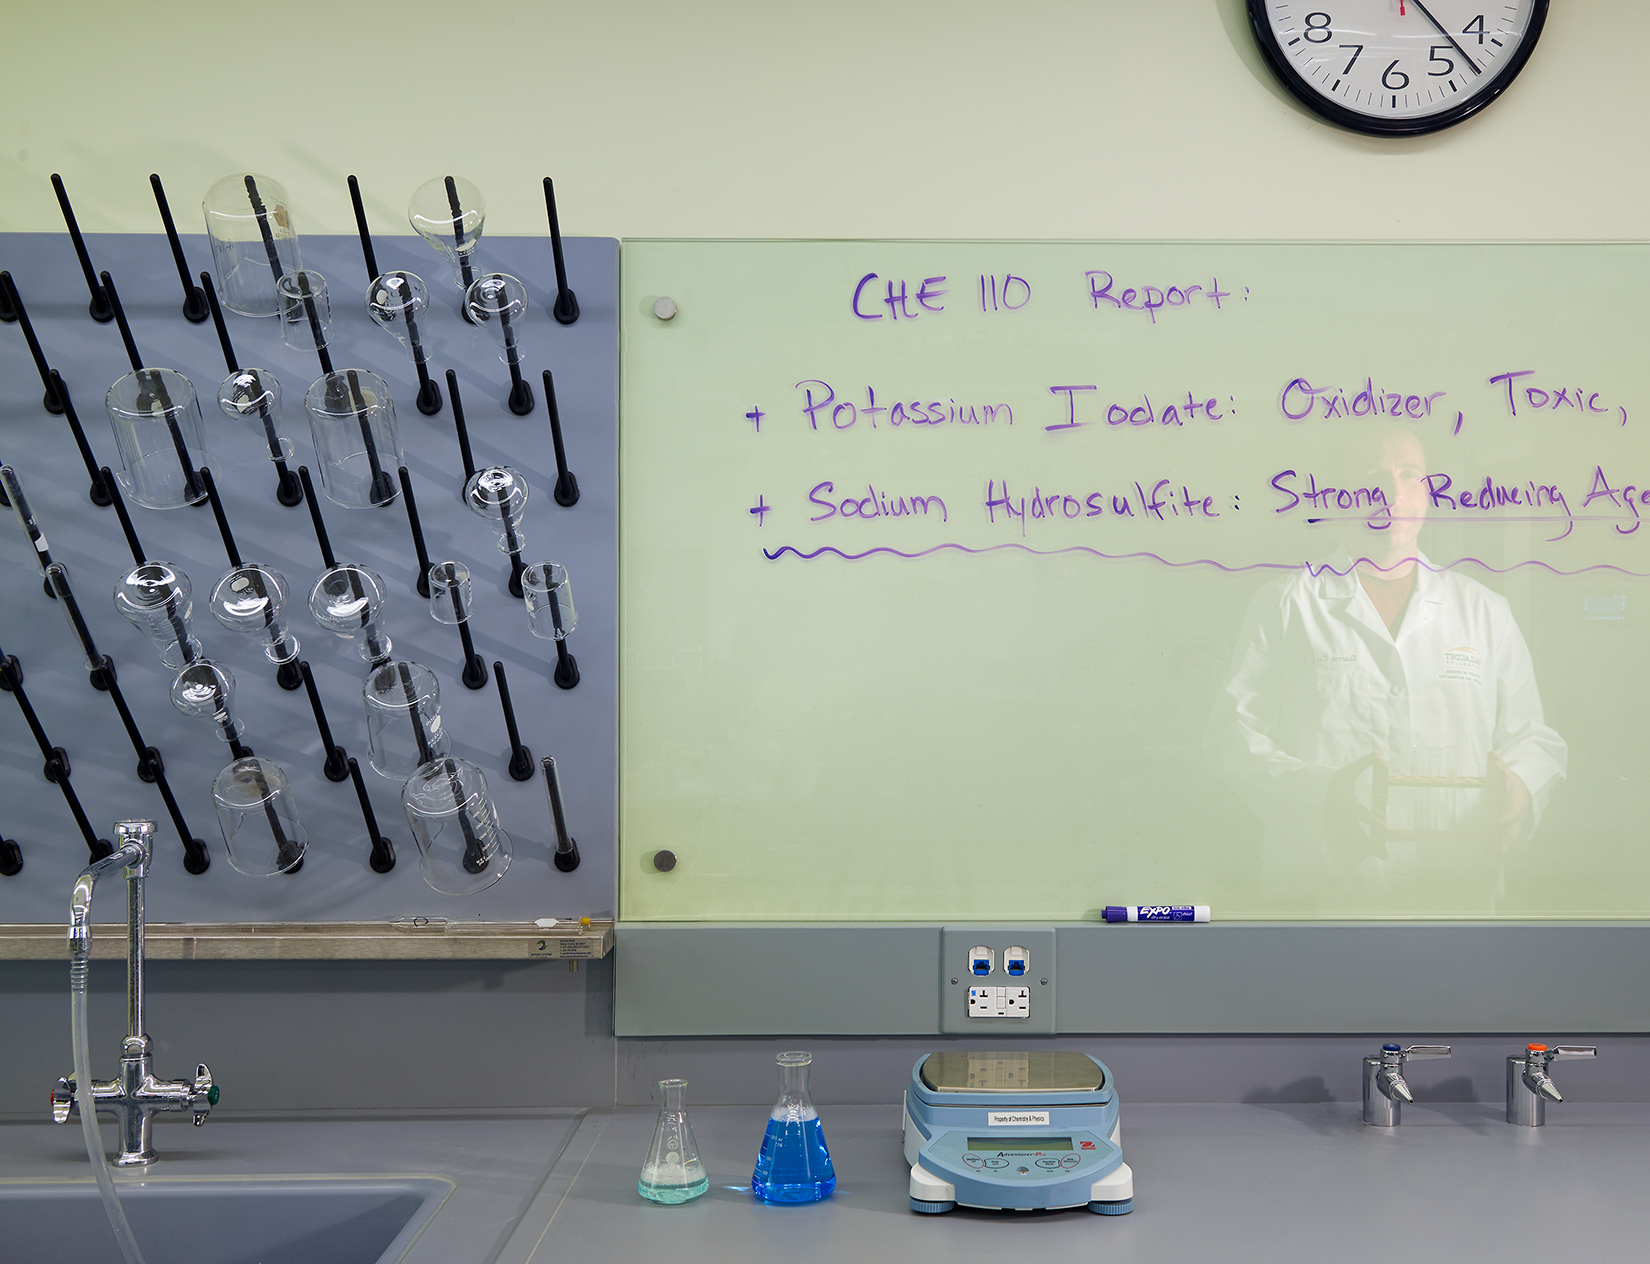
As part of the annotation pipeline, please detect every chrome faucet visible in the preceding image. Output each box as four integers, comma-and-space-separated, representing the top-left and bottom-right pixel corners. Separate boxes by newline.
52, 819, 216, 1165
1506, 1044, 1596, 1126
1362, 1043, 1450, 1126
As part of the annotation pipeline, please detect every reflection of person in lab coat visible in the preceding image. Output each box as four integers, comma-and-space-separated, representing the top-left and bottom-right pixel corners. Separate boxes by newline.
1203, 425, 1566, 903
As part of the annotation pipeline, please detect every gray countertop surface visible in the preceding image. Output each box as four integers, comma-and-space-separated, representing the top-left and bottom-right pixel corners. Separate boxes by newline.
3, 1102, 1642, 1262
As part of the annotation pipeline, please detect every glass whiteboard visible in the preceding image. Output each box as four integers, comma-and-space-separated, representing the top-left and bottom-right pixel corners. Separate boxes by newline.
620, 241, 1649, 921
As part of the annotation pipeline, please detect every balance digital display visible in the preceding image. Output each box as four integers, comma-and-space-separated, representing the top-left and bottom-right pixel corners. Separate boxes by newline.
902, 1051, 1133, 1216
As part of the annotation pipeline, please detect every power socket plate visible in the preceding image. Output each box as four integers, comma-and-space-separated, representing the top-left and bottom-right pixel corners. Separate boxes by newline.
941, 927, 1055, 1034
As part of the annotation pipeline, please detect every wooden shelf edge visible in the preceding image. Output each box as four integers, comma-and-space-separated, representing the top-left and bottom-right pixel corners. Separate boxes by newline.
0, 920, 615, 961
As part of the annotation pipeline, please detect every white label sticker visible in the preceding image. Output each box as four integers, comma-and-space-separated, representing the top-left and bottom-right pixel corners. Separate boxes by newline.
987, 1111, 1049, 1127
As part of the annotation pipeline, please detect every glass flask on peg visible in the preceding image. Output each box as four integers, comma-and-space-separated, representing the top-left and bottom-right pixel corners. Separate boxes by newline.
210, 563, 300, 668
216, 367, 294, 462
105, 368, 210, 509
464, 466, 529, 555
203, 172, 301, 317
212, 756, 307, 876
308, 564, 393, 666
751, 1051, 836, 1204
115, 561, 202, 669
639, 1079, 709, 1204
408, 176, 486, 295
400, 755, 512, 894
465, 273, 534, 414
170, 659, 244, 742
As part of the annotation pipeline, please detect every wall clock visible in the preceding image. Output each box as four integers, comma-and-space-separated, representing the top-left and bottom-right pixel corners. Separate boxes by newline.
1248, 1, 1549, 136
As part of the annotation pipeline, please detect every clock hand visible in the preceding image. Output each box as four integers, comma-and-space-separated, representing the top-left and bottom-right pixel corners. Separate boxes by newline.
1407, 0, 1484, 75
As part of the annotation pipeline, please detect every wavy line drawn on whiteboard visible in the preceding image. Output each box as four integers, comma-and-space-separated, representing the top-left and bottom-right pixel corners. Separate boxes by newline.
761, 542, 1650, 579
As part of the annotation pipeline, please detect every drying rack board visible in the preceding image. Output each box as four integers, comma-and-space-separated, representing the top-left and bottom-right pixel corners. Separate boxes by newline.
0, 229, 615, 958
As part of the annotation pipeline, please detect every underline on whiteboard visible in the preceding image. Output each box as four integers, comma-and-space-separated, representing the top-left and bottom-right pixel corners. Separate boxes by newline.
1304, 514, 1627, 524
761, 542, 1650, 578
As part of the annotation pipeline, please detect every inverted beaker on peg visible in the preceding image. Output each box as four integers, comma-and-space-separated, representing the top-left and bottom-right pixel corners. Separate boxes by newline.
304, 370, 401, 508
400, 756, 512, 894
203, 173, 301, 317
105, 369, 210, 509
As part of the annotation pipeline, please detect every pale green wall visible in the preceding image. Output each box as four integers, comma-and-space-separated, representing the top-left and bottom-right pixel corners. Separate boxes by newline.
1, 1, 1640, 240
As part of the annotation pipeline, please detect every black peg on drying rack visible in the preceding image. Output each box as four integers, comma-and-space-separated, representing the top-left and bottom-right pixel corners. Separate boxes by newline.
2, 464, 59, 599
298, 660, 351, 782
0, 270, 66, 413
430, 561, 487, 689
246, 175, 288, 294
445, 176, 477, 297
154, 771, 210, 874
50, 173, 113, 323
203, 273, 304, 506
347, 175, 380, 282
541, 755, 580, 872
347, 757, 397, 874
0, 829, 20, 877
493, 660, 534, 781
543, 177, 579, 325
447, 370, 477, 482
398, 467, 434, 599
198, 467, 242, 567
150, 174, 209, 323
0, 272, 15, 323
103, 467, 147, 565
101, 270, 145, 370
46, 372, 113, 506
44, 564, 111, 692
299, 467, 337, 568
0, 649, 111, 861
542, 369, 580, 506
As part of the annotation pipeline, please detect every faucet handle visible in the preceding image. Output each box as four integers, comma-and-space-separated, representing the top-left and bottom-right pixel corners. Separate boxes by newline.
1402, 1045, 1452, 1060
1551, 1045, 1598, 1061
51, 1077, 76, 1123
191, 1063, 218, 1125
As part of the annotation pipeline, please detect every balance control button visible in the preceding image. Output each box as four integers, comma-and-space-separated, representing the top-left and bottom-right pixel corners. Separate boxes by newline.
963, 1153, 983, 1168
984, 1158, 1009, 1169
1060, 1154, 1080, 1168
1035, 1158, 1062, 1168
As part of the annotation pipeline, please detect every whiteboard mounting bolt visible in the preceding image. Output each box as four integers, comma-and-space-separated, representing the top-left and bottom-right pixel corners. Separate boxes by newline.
652, 296, 677, 320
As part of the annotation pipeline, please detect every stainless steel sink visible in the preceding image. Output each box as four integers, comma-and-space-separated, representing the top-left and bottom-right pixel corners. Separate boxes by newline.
0, 1176, 451, 1264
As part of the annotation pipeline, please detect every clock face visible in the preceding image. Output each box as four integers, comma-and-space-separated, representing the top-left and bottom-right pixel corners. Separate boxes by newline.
1248, 1, 1549, 135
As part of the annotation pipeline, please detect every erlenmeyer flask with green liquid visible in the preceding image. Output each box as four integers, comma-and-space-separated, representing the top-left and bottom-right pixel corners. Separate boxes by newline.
639, 1079, 709, 1204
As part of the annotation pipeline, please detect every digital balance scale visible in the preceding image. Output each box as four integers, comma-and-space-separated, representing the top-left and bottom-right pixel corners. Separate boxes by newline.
903, 1050, 1133, 1215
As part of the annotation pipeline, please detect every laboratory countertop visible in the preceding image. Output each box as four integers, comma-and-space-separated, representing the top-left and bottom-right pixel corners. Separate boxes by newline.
2, 1102, 1642, 1262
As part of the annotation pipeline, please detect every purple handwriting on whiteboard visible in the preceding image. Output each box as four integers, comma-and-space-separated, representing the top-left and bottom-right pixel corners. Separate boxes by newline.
985, 479, 1219, 536
807, 481, 949, 523
796, 381, 1013, 431
1047, 386, 1227, 431
852, 274, 950, 320
1490, 370, 1628, 427
1084, 272, 1235, 324
1279, 377, 1448, 422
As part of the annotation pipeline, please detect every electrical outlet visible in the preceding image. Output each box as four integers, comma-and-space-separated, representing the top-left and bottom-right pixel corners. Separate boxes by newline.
942, 928, 1055, 1034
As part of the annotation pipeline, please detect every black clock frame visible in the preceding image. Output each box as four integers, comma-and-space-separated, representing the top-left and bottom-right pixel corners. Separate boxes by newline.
1246, 0, 1549, 137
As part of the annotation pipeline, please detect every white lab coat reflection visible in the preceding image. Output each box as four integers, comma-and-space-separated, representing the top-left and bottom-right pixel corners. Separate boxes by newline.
1204, 551, 1566, 904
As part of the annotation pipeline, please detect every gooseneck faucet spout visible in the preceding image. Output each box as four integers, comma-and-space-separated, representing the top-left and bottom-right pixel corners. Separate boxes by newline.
55, 820, 217, 1166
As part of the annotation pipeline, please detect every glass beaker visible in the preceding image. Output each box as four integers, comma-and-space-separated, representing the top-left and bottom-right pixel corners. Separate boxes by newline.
427, 561, 473, 626
522, 563, 575, 640
115, 561, 202, 669
639, 1079, 709, 1204
277, 269, 332, 357
751, 1051, 836, 1204
105, 368, 210, 509
212, 756, 307, 876
216, 367, 293, 462
400, 756, 512, 894
364, 659, 448, 778
203, 173, 301, 317
309, 563, 393, 665
303, 369, 401, 508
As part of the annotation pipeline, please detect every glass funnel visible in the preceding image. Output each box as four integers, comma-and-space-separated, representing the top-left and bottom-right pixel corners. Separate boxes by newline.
751, 1051, 835, 1204
639, 1079, 709, 1204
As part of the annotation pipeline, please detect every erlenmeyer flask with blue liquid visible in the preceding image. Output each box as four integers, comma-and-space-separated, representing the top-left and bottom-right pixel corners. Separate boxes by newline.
751, 1050, 836, 1203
